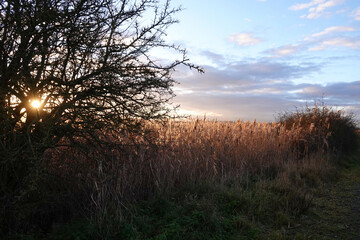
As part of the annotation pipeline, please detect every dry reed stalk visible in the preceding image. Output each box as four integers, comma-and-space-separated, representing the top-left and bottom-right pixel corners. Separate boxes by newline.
44, 118, 332, 225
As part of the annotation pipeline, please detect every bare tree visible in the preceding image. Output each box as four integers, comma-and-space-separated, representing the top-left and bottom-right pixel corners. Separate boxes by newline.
0, 0, 201, 212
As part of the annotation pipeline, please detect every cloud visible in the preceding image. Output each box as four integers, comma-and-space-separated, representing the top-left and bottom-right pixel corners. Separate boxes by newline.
228, 33, 262, 46
324, 81, 360, 101
312, 26, 356, 37
352, 7, 360, 20
173, 55, 324, 121
175, 60, 320, 93
307, 26, 360, 50
199, 50, 226, 64
265, 26, 360, 55
289, 0, 345, 19
172, 50, 360, 122
309, 37, 360, 51
228, 61, 319, 81
174, 93, 297, 121
289, 0, 326, 11
293, 81, 360, 119
265, 44, 302, 57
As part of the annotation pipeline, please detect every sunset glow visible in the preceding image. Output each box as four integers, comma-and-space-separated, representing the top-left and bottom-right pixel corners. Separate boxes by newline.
31, 100, 41, 109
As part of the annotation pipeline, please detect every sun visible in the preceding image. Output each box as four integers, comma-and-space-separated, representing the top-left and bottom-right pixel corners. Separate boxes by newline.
31, 100, 41, 109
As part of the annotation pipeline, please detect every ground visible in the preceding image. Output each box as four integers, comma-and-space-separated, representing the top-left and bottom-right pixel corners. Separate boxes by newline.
288, 156, 360, 240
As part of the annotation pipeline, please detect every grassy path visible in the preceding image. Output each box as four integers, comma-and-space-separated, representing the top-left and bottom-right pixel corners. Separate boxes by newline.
288, 155, 360, 240
350, 187, 360, 239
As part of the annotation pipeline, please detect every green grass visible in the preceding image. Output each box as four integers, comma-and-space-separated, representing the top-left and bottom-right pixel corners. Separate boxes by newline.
108, 179, 318, 240
114, 184, 260, 240
285, 153, 360, 240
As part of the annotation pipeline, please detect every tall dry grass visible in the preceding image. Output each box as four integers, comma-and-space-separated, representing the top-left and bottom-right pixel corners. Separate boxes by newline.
42, 116, 336, 229
5, 105, 357, 238
47, 119, 301, 192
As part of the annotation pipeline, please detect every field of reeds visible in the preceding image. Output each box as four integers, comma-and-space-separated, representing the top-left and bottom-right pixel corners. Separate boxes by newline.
3, 105, 359, 239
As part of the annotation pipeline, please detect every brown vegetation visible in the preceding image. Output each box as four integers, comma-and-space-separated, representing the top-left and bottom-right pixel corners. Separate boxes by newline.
46, 119, 325, 196
3, 105, 358, 238
43, 115, 338, 227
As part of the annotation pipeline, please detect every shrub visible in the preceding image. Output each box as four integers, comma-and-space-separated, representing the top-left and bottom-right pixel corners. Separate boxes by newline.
277, 103, 358, 155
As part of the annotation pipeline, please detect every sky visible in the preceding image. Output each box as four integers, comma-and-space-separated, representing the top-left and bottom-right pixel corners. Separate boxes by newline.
159, 0, 360, 122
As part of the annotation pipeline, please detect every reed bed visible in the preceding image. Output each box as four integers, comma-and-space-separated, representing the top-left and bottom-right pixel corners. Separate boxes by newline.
45, 118, 331, 208
8, 105, 357, 238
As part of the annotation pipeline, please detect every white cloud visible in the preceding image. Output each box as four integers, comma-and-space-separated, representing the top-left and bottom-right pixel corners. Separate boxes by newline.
228, 33, 262, 46
290, 0, 345, 19
352, 7, 360, 20
309, 37, 360, 51
322, 38, 360, 48
312, 26, 357, 37
289, 0, 325, 11
265, 25, 359, 56
266, 44, 301, 57
308, 45, 327, 51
